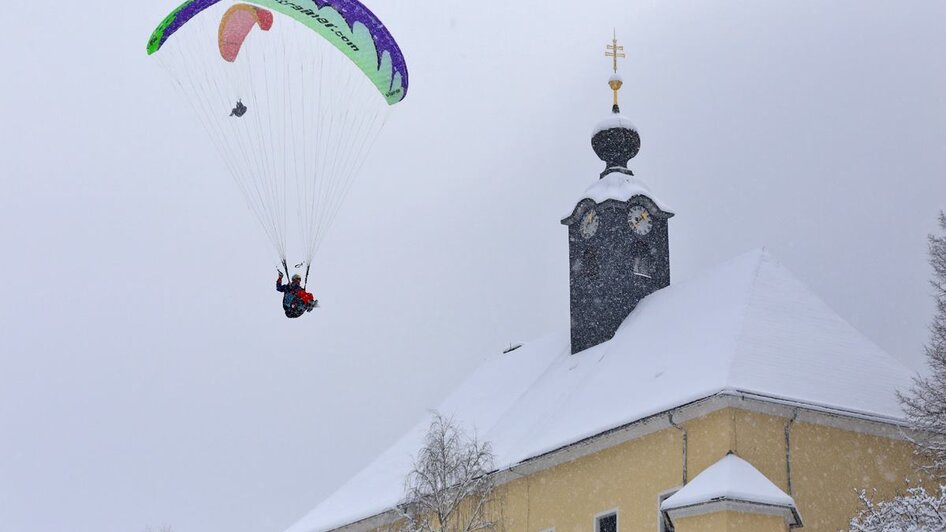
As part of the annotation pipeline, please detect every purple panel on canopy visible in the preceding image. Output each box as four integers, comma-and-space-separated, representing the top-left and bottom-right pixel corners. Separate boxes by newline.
150, 0, 408, 101
312, 0, 409, 93
161, 0, 224, 49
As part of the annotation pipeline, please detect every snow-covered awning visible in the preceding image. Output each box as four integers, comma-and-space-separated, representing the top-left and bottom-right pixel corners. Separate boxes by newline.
662, 453, 803, 527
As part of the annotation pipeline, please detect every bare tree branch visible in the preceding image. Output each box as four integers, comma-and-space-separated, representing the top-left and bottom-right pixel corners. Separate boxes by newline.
851, 213, 946, 531
399, 413, 500, 532
899, 212, 946, 478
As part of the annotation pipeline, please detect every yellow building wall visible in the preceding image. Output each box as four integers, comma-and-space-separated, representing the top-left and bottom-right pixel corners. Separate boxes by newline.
789, 420, 920, 531
725, 409, 923, 531
673, 511, 788, 532
369, 407, 925, 532
499, 427, 682, 532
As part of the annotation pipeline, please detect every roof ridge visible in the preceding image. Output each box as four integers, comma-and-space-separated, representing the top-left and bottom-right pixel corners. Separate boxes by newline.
724, 249, 770, 387
743, 251, 913, 373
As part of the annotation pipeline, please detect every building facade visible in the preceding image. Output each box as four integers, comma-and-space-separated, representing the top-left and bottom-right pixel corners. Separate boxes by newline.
285, 42, 925, 532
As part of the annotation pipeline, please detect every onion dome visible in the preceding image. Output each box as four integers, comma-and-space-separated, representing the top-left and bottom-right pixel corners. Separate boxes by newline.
591, 71, 640, 177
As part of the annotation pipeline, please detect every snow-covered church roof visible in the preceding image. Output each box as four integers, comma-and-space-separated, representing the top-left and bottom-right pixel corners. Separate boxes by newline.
286, 249, 914, 532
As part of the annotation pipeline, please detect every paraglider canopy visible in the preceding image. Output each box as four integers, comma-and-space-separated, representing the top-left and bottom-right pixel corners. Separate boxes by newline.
147, 0, 409, 274
148, 0, 409, 105
218, 4, 274, 62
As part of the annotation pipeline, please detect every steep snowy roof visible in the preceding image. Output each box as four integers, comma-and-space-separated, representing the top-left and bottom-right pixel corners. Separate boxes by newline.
662, 454, 796, 510
286, 250, 914, 532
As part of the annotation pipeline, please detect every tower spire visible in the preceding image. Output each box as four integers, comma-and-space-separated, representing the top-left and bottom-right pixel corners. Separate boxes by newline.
605, 29, 625, 113
593, 29, 639, 177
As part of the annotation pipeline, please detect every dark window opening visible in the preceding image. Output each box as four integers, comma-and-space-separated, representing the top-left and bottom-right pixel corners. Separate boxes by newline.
597, 512, 617, 532
632, 255, 652, 278
629, 242, 656, 278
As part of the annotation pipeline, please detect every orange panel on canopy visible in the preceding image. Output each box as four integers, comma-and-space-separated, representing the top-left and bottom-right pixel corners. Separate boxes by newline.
218, 4, 274, 63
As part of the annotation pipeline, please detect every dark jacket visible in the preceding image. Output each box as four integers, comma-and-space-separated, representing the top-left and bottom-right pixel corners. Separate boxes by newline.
276, 279, 303, 294
277, 279, 308, 318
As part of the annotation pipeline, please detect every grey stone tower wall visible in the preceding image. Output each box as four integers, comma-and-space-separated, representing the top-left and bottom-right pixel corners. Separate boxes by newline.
566, 198, 671, 354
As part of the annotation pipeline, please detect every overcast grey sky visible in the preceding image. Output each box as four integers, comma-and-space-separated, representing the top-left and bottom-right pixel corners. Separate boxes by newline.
2, 1, 945, 531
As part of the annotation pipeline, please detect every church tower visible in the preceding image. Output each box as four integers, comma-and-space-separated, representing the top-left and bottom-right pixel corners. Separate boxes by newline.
561, 34, 674, 354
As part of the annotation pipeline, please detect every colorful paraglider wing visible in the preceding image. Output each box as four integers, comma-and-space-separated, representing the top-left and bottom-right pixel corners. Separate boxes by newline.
218, 4, 273, 62
147, 0, 409, 104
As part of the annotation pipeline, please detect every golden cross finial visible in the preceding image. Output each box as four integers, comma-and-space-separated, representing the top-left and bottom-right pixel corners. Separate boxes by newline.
605, 29, 625, 73
605, 29, 626, 112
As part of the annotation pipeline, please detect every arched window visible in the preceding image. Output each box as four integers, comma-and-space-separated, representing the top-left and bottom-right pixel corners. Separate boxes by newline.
630, 243, 655, 278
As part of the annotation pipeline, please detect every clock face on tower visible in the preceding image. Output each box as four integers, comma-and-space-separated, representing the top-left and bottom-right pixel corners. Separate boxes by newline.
580, 209, 599, 239
627, 205, 653, 236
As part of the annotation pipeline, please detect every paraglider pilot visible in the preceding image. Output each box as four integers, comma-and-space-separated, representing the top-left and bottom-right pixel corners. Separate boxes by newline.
231, 99, 248, 118
277, 272, 317, 318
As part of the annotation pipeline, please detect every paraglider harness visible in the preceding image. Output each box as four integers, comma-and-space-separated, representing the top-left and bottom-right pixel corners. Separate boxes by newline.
230, 99, 248, 118
278, 260, 317, 319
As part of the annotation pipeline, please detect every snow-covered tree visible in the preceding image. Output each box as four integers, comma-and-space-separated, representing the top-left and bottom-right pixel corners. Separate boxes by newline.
851, 213, 946, 531
851, 486, 946, 532
399, 412, 499, 532
901, 212, 946, 477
